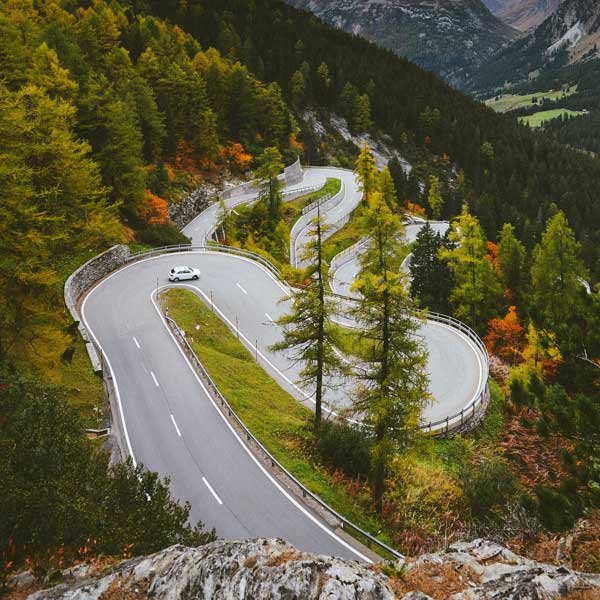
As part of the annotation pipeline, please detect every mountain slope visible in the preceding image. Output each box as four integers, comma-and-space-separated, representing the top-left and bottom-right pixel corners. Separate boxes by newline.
483, 0, 564, 31
283, 0, 517, 85
473, 0, 600, 91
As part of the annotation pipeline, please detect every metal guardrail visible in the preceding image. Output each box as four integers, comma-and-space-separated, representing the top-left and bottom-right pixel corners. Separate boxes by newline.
163, 314, 404, 561
128, 243, 282, 279
424, 312, 490, 435
290, 182, 346, 267
301, 193, 332, 215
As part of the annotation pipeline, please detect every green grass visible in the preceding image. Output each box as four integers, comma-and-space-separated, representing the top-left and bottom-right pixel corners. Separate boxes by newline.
286, 177, 342, 212
322, 203, 368, 264
486, 85, 578, 113
518, 108, 586, 128
54, 250, 106, 428
162, 288, 391, 550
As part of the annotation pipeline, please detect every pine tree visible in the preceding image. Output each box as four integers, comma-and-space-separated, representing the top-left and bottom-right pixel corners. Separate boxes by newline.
497, 223, 526, 303
351, 193, 429, 511
409, 223, 454, 313
441, 204, 503, 331
352, 93, 372, 133
290, 69, 305, 107
270, 208, 342, 430
388, 157, 407, 208
355, 143, 377, 204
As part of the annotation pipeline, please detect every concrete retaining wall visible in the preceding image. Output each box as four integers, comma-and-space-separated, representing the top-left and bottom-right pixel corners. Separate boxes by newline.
283, 157, 302, 186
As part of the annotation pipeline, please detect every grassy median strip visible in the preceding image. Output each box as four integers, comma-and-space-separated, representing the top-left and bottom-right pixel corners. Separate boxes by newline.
161, 287, 390, 547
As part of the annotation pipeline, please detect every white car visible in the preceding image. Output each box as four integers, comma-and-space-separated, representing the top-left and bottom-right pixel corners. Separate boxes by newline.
168, 266, 200, 282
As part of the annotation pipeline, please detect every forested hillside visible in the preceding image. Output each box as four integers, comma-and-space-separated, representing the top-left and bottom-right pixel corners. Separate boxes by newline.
0, 0, 298, 374
138, 0, 600, 276
3, 0, 600, 580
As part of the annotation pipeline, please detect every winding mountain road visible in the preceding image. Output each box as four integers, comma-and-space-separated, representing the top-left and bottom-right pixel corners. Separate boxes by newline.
79, 165, 487, 561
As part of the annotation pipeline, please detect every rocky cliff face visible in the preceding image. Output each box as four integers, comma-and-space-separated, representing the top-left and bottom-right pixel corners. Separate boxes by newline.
14, 538, 600, 600
284, 0, 517, 87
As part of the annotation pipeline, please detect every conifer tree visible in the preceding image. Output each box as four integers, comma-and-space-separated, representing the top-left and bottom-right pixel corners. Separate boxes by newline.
531, 211, 588, 331
352, 93, 372, 132
378, 167, 397, 210
351, 193, 429, 511
409, 223, 454, 313
388, 158, 407, 208
355, 143, 377, 204
441, 204, 502, 330
255, 146, 284, 221
427, 175, 443, 220
497, 223, 526, 303
270, 208, 342, 430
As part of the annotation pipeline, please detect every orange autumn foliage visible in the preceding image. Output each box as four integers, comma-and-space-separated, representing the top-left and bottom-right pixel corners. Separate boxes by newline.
289, 133, 305, 153
485, 305, 525, 364
140, 190, 169, 225
404, 200, 426, 216
175, 140, 200, 175
218, 142, 253, 172
486, 241, 500, 272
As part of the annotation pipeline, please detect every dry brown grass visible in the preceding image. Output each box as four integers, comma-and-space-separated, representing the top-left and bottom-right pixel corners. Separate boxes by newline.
499, 409, 573, 491
390, 561, 478, 599
264, 550, 303, 568
99, 576, 148, 600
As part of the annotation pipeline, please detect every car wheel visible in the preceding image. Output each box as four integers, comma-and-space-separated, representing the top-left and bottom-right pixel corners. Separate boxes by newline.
193, 275, 199, 280
174, 277, 179, 282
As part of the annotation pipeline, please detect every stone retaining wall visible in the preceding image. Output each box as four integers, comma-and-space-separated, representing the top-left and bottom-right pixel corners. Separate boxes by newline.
168, 188, 211, 229
64, 244, 131, 371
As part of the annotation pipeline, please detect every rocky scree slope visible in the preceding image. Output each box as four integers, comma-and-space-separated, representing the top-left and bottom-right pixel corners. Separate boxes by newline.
283, 0, 517, 87
15, 538, 600, 599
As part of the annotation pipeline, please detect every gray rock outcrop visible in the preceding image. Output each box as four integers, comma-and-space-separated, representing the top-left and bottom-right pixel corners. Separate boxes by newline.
21, 538, 600, 600
409, 539, 600, 599
28, 539, 394, 600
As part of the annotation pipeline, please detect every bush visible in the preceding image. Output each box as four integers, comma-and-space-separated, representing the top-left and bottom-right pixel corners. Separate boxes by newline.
463, 459, 517, 521
317, 420, 372, 479
137, 223, 190, 247
0, 371, 215, 573
534, 485, 576, 530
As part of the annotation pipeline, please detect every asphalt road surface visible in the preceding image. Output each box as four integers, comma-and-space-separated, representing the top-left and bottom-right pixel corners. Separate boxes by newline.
80, 166, 485, 560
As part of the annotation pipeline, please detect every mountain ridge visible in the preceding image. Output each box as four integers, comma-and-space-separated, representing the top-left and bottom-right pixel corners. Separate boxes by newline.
283, 0, 517, 86
472, 0, 600, 91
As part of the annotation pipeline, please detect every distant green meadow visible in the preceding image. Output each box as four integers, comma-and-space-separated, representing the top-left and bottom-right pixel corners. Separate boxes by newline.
519, 108, 586, 128
486, 86, 578, 113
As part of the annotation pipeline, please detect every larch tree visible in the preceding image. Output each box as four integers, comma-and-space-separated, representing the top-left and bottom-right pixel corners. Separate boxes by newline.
531, 211, 588, 331
351, 192, 429, 512
378, 167, 398, 210
0, 83, 122, 373
255, 145, 284, 221
270, 206, 342, 431
427, 175, 444, 220
441, 204, 502, 331
355, 143, 378, 204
